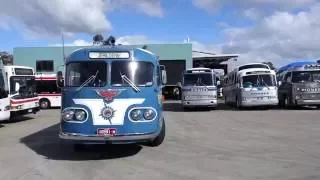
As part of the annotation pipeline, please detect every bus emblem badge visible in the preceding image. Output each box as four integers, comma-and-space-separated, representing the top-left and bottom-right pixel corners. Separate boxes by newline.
100, 106, 115, 123
96, 89, 122, 102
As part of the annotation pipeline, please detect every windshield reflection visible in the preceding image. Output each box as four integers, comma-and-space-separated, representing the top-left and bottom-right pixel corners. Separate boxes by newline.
242, 75, 276, 88
292, 71, 320, 83
183, 73, 213, 86
111, 61, 154, 87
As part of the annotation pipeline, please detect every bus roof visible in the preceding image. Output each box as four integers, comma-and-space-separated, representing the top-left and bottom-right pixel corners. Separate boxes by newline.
237, 63, 271, 71
66, 46, 157, 63
185, 67, 213, 73
4, 65, 33, 69
237, 68, 275, 76
277, 61, 316, 73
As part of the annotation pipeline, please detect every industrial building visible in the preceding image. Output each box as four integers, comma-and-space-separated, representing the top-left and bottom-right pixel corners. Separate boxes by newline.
13, 43, 238, 99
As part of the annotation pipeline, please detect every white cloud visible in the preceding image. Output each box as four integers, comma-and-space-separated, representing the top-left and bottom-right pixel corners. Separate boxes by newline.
117, 35, 151, 45
221, 3, 320, 67
49, 39, 92, 47
193, 0, 319, 19
0, 0, 163, 37
109, 0, 164, 17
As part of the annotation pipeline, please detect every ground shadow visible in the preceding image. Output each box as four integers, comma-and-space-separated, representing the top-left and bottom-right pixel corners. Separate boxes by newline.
163, 101, 183, 112
0, 124, 4, 128
20, 124, 142, 161
1, 116, 35, 124
163, 101, 220, 112
164, 100, 320, 112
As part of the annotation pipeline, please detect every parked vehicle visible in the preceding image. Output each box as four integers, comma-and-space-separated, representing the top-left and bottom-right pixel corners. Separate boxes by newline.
0, 59, 10, 121
181, 67, 220, 109
277, 62, 320, 108
3, 65, 40, 117
223, 63, 278, 108
57, 44, 168, 149
35, 73, 62, 109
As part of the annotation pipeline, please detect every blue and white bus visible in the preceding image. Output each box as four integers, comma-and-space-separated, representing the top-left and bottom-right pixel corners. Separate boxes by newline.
57, 45, 167, 148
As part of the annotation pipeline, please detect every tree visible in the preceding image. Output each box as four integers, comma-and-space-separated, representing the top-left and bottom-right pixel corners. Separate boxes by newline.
0, 52, 13, 65
262, 61, 276, 70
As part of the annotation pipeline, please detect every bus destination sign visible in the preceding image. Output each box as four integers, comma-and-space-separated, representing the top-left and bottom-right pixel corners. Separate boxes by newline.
89, 52, 130, 59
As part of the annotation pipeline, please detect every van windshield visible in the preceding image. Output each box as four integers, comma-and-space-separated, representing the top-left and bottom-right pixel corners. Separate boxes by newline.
183, 73, 213, 86
292, 71, 320, 83
242, 74, 276, 88
111, 61, 154, 86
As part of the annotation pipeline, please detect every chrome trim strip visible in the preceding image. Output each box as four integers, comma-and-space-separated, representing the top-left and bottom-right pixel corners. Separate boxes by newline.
59, 131, 159, 141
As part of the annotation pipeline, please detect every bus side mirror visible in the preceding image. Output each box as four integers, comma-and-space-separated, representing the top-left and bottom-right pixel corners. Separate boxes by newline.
15, 82, 20, 92
278, 81, 282, 86
57, 71, 64, 87
161, 70, 167, 85
217, 80, 221, 86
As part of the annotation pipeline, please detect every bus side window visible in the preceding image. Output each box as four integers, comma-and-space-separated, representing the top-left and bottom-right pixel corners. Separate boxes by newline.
156, 66, 160, 86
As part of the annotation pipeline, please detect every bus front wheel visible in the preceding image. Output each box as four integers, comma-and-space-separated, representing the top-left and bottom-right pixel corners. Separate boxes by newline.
148, 119, 166, 147
40, 99, 50, 109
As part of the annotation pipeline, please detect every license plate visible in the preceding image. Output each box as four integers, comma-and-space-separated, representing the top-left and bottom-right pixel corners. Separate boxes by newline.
97, 128, 116, 136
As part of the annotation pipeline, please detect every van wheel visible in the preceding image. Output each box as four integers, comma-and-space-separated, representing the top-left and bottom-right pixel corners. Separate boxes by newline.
40, 99, 50, 109
148, 119, 166, 147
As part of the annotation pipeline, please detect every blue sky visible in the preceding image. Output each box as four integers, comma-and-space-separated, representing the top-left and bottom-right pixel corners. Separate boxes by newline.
1, 0, 320, 66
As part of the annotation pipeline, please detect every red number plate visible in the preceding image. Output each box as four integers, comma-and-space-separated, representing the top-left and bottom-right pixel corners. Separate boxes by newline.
97, 128, 117, 136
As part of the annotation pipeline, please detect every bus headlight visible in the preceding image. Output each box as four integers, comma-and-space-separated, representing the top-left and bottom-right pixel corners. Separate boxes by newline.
130, 109, 143, 121
62, 110, 74, 121
295, 95, 301, 100
143, 109, 156, 120
184, 96, 190, 100
75, 110, 87, 121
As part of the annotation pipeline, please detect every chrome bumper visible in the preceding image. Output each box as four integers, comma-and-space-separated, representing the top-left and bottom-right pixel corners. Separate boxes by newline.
296, 99, 320, 105
241, 99, 279, 107
182, 99, 218, 107
59, 131, 159, 142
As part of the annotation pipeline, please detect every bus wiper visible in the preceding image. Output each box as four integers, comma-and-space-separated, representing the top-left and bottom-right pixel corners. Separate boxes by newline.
260, 76, 270, 90
76, 70, 99, 91
199, 81, 209, 89
120, 73, 141, 92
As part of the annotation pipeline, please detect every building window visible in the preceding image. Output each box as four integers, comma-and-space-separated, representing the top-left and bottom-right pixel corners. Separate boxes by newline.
36, 60, 54, 72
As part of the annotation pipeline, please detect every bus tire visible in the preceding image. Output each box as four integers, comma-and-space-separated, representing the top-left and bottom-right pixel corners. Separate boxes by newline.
279, 95, 285, 108
40, 99, 50, 109
236, 97, 242, 109
284, 96, 291, 109
148, 119, 166, 147
73, 144, 87, 152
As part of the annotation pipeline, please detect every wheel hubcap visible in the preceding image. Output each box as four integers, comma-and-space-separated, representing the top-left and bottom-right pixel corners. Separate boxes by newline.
41, 102, 48, 108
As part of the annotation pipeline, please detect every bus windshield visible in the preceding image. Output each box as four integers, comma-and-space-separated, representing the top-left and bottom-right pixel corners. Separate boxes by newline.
65, 61, 107, 87
10, 76, 36, 98
183, 73, 213, 86
292, 71, 320, 83
111, 61, 154, 86
242, 74, 276, 88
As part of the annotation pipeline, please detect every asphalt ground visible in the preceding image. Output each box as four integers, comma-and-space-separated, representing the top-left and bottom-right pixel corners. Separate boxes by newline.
0, 101, 320, 180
